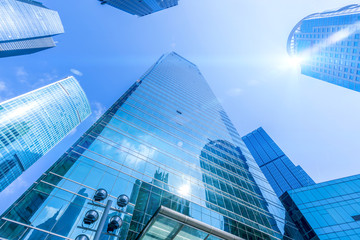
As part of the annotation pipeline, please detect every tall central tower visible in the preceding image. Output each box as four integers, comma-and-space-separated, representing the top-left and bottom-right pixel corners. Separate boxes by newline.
0, 53, 297, 240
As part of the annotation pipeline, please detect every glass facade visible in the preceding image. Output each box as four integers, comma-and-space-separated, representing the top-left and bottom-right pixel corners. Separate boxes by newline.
287, 4, 360, 92
0, 0, 64, 58
0, 76, 91, 191
99, 0, 179, 17
281, 174, 360, 240
242, 127, 315, 197
0, 52, 298, 239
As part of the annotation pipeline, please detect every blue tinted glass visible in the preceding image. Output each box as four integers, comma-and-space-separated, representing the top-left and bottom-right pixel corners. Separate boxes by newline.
0, 53, 294, 240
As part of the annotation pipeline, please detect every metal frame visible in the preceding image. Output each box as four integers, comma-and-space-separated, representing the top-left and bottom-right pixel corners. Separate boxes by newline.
136, 206, 245, 240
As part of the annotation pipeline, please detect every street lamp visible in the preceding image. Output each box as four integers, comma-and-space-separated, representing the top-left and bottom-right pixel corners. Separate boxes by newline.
93, 188, 108, 202
75, 234, 90, 240
83, 210, 99, 225
107, 216, 123, 232
117, 194, 129, 208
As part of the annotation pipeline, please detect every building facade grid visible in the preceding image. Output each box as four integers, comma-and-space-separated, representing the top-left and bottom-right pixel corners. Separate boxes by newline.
0, 53, 298, 240
242, 127, 315, 198
100, 0, 179, 17
0, 77, 91, 191
281, 174, 360, 240
0, 0, 64, 57
288, 4, 360, 92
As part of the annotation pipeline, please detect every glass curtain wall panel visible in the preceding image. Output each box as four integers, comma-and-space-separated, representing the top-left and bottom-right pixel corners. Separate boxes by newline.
0, 76, 91, 191
243, 127, 315, 197
0, 0, 64, 58
288, 4, 360, 92
281, 174, 360, 240
99, 0, 179, 17
0, 52, 299, 240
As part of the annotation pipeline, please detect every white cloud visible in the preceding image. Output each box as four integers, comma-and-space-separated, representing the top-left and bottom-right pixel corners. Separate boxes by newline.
33, 72, 59, 88
15, 67, 60, 89
0, 79, 14, 102
226, 88, 243, 97
93, 101, 106, 120
0, 81, 6, 92
1, 176, 30, 196
16, 67, 27, 77
44, 206, 60, 221
70, 68, 83, 77
16, 67, 28, 84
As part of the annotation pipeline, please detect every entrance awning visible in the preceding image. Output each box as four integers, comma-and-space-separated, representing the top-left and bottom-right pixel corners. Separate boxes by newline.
136, 206, 245, 240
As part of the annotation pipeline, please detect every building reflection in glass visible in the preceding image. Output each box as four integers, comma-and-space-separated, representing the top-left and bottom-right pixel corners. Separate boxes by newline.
0, 53, 296, 240
23, 188, 88, 240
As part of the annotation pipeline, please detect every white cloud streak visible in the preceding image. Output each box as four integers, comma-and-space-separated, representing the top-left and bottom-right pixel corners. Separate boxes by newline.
93, 101, 106, 120
70, 69, 83, 76
226, 88, 243, 97
0, 81, 6, 92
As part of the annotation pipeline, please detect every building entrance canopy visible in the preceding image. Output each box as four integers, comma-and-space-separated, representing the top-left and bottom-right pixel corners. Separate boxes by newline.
136, 206, 244, 240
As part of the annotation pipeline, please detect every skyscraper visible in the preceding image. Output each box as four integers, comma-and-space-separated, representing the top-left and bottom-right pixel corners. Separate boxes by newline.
0, 0, 64, 58
287, 4, 360, 92
98, 0, 179, 17
0, 77, 91, 191
0, 53, 298, 239
242, 127, 315, 197
281, 174, 360, 239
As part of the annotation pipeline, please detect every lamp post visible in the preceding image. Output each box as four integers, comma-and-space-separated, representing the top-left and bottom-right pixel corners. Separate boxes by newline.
76, 191, 130, 240
93, 199, 113, 240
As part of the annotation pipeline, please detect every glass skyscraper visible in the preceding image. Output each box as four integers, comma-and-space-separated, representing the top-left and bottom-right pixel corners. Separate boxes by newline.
0, 77, 91, 191
287, 4, 360, 92
281, 174, 360, 240
0, 0, 64, 58
98, 0, 179, 17
242, 127, 315, 197
0, 52, 299, 240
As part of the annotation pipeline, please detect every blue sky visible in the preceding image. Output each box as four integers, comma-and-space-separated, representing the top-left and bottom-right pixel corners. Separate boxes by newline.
1, 0, 360, 214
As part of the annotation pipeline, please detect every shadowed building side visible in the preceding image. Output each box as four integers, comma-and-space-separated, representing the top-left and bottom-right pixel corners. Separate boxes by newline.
243, 127, 315, 198
98, 0, 179, 17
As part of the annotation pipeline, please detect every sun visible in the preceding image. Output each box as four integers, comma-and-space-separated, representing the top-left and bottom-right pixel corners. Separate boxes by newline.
287, 56, 303, 68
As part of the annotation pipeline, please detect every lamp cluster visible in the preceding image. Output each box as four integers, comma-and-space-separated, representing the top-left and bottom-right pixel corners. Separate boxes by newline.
75, 188, 130, 239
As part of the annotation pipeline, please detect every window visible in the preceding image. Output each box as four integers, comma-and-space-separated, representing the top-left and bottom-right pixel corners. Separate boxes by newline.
352, 215, 360, 221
